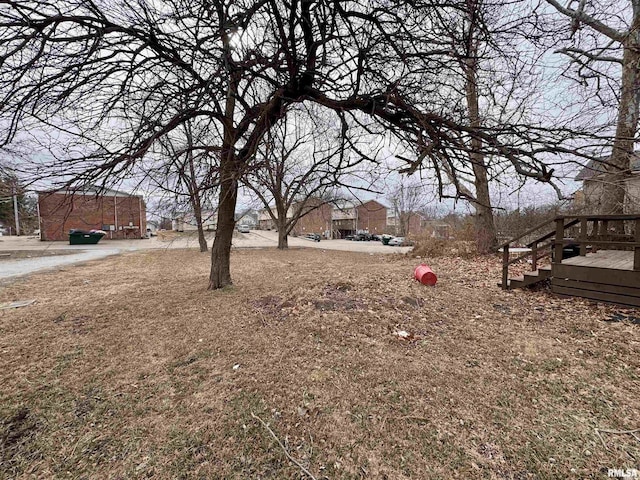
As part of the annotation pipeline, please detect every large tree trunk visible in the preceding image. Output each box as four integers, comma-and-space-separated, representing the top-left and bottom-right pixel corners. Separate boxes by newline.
277, 225, 289, 249
209, 47, 239, 289
465, 30, 498, 254
209, 173, 237, 289
276, 203, 289, 249
471, 160, 497, 253
602, 40, 640, 227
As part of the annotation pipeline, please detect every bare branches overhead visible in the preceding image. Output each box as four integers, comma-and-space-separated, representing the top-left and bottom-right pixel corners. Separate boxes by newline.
0, 0, 621, 286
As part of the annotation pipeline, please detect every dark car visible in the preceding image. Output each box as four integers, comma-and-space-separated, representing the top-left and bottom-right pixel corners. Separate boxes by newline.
345, 234, 354, 241
305, 233, 321, 242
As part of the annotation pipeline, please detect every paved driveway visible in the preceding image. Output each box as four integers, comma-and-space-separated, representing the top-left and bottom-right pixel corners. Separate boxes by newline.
239, 230, 413, 253
0, 230, 412, 281
1, 231, 413, 253
0, 248, 121, 280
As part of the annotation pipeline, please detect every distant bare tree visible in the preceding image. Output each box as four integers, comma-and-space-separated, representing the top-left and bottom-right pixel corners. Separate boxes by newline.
545, 0, 639, 224
244, 107, 351, 249
386, 179, 432, 237
429, 0, 552, 252
151, 119, 219, 252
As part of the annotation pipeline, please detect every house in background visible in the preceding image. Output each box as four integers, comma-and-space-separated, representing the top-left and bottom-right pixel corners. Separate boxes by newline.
257, 206, 278, 230
330, 200, 357, 237
255, 200, 331, 236
291, 199, 332, 237
386, 211, 425, 237
354, 200, 387, 235
172, 210, 216, 232
574, 155, 640, 213
235, 209, 258, 228
330, 199, 388, 238
255, 198, 396, 238
38, 186, 147, 241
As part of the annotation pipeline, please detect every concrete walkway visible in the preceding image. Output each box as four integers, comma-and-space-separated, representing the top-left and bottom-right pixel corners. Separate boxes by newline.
0, 248, 121, 280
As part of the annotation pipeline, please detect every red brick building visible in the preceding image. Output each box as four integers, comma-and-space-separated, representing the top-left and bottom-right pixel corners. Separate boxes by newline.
387, 211, 425, 237
291, 201, 332, 237
356, 200, 387, 235
38, 186, 146, 241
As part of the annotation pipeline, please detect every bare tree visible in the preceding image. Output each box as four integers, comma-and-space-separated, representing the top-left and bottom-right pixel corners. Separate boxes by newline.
0, 0, 601, 289
545, 0, 640, 223
386, 178, 432, 236
151, 120, 219, 252
428, 0, 552, 252
244, 107, 359, 249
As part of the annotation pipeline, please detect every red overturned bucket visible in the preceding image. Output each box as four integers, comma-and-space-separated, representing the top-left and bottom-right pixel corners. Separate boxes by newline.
414, 264, 437, 286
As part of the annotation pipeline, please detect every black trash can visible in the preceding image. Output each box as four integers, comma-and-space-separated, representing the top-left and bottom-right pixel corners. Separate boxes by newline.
551, 241, 581, 262
69, 229, 106, 245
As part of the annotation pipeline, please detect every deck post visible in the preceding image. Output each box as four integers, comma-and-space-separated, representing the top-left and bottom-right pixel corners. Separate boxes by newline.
531, 242, 538, 271
502, 244, 509, 289
635, 219, 640, 271
592, 220, 598, 253
554, 218, 564, 264
579, 218, 587, 256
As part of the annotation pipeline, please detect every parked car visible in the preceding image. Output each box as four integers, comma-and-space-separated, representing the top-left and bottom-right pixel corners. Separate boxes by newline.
237, 224, 250, 233
388, 236, 414, 246
344, 234, 354, 241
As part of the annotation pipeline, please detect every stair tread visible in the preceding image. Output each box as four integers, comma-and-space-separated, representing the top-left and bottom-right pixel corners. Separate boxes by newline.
524, 268, 552, 277
507, 267, 553, 290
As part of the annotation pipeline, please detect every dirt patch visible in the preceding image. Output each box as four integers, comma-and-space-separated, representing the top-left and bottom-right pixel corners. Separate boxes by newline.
0, 248, 638, 478
0, 406, 40, 471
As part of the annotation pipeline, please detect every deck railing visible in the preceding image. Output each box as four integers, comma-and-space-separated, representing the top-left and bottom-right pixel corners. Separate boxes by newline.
499, 214, 640, 289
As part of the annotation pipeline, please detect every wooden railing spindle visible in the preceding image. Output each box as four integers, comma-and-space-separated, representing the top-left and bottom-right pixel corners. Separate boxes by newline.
554, 218, 564, 264
579, 218, 588, 256
502, 244, 509, 289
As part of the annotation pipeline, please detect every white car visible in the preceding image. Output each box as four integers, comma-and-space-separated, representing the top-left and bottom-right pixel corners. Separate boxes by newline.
388, 236, 414, 246
237, 224, 250, 233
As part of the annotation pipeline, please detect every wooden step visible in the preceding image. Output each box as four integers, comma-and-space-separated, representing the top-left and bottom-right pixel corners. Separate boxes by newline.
506, 267, 552, 290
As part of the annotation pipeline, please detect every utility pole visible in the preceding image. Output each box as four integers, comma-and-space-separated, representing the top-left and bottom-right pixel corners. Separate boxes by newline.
12, 183, 20, 236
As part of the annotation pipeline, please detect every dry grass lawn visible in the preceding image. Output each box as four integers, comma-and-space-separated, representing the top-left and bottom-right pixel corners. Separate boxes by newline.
1, 248, 639, 479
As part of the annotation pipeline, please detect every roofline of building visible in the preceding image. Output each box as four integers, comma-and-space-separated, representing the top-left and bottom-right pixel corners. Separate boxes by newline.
37, 184, 143, 198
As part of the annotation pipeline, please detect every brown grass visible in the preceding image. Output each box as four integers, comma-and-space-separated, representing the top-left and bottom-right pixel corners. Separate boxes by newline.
412, 238, 479, 258
1, 248, 639, 479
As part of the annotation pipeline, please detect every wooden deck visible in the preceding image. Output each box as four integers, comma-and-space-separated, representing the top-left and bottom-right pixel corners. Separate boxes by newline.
501, 215, 640, 306
561, 249, 634, 270
551, 250, 640, 307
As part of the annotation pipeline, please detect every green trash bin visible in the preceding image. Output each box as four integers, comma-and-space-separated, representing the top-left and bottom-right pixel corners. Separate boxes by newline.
69, 229, 106, 245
